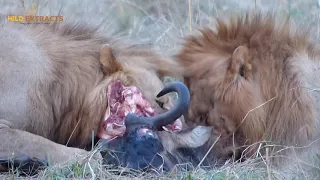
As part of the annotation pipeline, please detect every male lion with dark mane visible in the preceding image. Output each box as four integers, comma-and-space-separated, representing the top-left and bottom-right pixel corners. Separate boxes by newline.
0, 9, 214, 175
176, 12, 320, 164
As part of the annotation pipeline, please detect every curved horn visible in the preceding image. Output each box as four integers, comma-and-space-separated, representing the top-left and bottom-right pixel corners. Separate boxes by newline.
125, 81, 190, 130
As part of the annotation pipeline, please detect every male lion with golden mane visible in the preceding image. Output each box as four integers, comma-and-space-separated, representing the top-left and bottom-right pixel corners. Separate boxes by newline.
176, 12, 320, 164
0, 10, 214, 175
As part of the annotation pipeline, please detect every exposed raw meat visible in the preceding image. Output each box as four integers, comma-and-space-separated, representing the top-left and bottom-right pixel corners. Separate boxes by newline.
97, 80, 182, 140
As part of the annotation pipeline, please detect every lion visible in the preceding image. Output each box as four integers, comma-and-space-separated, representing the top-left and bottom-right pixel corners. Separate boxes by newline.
0, 11, 214, 175
176, 11, 320, 163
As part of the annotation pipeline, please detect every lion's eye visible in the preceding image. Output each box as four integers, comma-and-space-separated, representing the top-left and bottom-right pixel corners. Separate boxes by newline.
155, 100, 164, 108
239, 66, 245, 77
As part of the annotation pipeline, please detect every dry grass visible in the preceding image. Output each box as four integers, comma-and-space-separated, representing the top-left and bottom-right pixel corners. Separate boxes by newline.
1, 0, 320, 179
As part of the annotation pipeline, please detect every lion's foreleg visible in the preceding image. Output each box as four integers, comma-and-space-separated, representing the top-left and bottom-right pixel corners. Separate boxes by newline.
0, 125, 102, 174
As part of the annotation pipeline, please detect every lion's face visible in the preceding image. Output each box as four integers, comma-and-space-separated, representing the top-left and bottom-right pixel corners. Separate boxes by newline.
184, 45, 265, 134
177, 13, 319, 161
182, 45, 267, 159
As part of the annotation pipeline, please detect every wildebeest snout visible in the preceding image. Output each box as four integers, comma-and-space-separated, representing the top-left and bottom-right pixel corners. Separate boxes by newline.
100, 126, 167, 171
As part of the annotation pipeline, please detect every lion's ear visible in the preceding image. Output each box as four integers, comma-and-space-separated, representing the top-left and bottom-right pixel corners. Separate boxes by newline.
99, 44, 123, 75
228, 45, 252, 80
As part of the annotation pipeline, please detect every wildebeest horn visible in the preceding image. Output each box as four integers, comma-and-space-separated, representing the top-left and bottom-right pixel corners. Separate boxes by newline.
125, 81, 190, 130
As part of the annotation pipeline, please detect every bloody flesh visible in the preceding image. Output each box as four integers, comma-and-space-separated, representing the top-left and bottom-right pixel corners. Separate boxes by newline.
97, 80, 182, 140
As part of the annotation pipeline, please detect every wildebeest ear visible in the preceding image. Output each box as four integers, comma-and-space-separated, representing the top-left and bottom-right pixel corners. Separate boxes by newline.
159, 126, 213, 152
228, 45, 252, 80
99, 44, 123, 75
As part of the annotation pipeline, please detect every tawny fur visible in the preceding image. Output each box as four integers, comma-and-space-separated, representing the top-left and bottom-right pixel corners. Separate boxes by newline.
176, 12, 320, 160
0, 11, 190, 165
25, 23, 182, 148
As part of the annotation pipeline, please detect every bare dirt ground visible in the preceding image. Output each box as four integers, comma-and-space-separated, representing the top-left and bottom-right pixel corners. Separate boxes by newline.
1, 0, 320, 179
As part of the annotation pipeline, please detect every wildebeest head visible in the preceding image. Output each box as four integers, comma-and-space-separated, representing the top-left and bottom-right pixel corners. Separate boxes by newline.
97, 81, 213, 171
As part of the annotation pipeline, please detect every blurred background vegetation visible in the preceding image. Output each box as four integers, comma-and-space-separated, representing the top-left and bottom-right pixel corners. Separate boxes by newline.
3, 0, 320, 52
